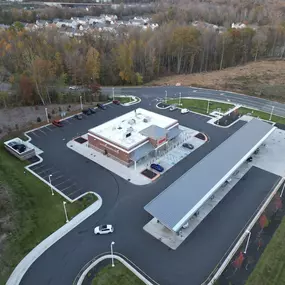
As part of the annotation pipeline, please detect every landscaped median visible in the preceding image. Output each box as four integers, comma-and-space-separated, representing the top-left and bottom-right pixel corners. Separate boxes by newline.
114, 95, 140, 105
166, 98, 234, 115
91, 261, 145, 285
0, 144, 97, 284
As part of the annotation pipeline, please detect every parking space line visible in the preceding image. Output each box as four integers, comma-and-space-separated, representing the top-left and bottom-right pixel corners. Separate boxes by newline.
50, 175, 63, 182
60, 184, 76, 192
37, 168, 52, 175
45, 126, 54, 132
54, 179, 70, 187
31, 164, 46, 171
38, 129, 47, 135
30, 131, 40, 137
68, 188, 84, 197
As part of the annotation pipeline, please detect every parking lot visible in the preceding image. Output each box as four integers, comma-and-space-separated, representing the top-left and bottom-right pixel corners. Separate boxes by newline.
21, 96, 270, 285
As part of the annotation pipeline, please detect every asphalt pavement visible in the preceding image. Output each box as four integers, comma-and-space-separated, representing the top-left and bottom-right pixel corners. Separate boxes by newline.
18, 89, 282, 285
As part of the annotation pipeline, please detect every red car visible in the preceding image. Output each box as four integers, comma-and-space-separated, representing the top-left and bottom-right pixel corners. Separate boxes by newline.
113, 100, 120, 105
52, 120, 63, 127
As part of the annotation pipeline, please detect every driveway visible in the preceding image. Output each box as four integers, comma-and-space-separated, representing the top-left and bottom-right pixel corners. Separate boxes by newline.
18, 89, 281, 285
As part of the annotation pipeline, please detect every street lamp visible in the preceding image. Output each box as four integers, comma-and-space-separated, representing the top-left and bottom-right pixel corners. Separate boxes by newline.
45, 107, 49, 123
111, 241, 115, 267
269, 106, 274, 120
80, 95, 83, 110
48, 174, 54, 196
280, 181, 285, 198
207, 100, 210, 114
179, 92, 182, 106
165, 90, 167, 104
63, 201, 69, 223
112, 87, 115, 101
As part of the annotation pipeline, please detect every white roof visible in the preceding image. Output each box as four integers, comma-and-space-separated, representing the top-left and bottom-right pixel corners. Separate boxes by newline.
89, 108, 178, 150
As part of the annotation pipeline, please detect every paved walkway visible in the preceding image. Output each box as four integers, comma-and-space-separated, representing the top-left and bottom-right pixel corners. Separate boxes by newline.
6, 197, 102, 285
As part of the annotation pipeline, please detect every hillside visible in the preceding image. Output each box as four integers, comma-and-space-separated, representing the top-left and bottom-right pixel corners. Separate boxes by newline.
149, 60, 285, 102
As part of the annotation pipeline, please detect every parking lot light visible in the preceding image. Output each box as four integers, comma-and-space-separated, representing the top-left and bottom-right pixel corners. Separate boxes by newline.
48, 174, 54, 196
165, 90, 167, 103
112, 87, 115, 101
111, 241, 115, 267
80, 96, 83, 110
207, 100, 210, 114
45, 107, 49, 123
243, 230, 251, 254
179, 92, 182, 106
63, 201, 69, 223
280, 182, 285, 198
269, 106, 275, 121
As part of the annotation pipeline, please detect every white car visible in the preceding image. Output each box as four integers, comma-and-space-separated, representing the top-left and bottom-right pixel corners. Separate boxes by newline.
169, 105, 177, 111
181, 108, 189, 114
69, 86, 79, 90
94, 224, 114, 235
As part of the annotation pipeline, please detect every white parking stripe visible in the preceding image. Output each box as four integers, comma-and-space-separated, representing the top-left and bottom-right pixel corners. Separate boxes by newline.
61, 184, 76, 192
68, 188, 83, 196
54, 180, 70, 187
45, 126, 53, 132
38, 129, 47, 135
31, 164, 46, 171
31, 131, 40, 137
50, 175, 63, 182
37, 168, 52, 175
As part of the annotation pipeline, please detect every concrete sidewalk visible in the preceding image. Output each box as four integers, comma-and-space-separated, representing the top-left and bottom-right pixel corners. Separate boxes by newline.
6, 196, 102, 285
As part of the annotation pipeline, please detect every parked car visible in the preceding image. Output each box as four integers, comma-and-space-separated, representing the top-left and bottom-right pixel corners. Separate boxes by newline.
169, 105, 177, 111
181, 108, 189, 114
8, 142, 26, 153
151, 163, 164, 172
94, 224, 114, 235
113, 100, 120, 105
52, 120, 63, 127
69, 86, 80, 90
82, 108, 92, 115
182, 143, 194, 150
97, 103, 106, 110
247, 156, 253, 162
74, 114, 83, 120
88, 107, 96, 114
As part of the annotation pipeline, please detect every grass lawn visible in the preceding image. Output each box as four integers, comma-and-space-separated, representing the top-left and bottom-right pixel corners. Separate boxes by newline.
166, 98, 234, 114
238, 107, 285, 124
92, 261, 145, 285
246, 217, 285, 285
0, 145, 97, 284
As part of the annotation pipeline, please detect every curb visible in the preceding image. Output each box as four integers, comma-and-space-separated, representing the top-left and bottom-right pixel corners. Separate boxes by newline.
6, 196, 102, 285
75, 254, 157, 285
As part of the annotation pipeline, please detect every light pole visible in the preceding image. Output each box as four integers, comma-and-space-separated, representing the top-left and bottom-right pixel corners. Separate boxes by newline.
63, 201, 69, 223
110, 241, 115, 267
112, 87, 115, 101
280, 181, 285, 198
165, 90, 167, 104
269, 106, 275, 121
179, 92, 182, 106
207, 100, 210, 114
48, 174, 54, 196
45, 107, 49, 123
243, 230, 251, 254
80, 95, 83, 110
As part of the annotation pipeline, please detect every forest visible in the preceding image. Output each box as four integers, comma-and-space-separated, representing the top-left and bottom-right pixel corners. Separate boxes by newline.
1, 0, 285, 106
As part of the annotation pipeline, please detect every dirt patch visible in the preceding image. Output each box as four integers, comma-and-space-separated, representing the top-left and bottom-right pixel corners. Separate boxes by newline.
149, 60, 285, 102
0, 103, 81, 139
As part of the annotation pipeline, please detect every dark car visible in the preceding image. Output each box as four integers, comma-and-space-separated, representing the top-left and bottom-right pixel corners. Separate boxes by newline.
82, 108, 92, 115
88, 108, 96, 114
151, 163, 164, 172
8, 142, 26, 153
182, 143, 194, 150
52, 120, 63, 127
113, 100, 120, 105
74, 114, 83, 120
97, 103, 106, 110
247, 156, 253, 162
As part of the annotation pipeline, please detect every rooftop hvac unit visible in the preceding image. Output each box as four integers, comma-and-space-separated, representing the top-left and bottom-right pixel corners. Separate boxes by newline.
143, 116, 151, 123
128, 119, 136, 125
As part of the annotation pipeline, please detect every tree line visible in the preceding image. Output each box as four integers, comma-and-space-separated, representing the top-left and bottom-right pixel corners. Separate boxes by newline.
1, 16, 285, 107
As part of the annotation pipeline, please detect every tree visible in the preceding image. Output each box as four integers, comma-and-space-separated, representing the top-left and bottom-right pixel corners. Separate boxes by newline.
85, 47, 100, 84
19, 74, 34, 105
